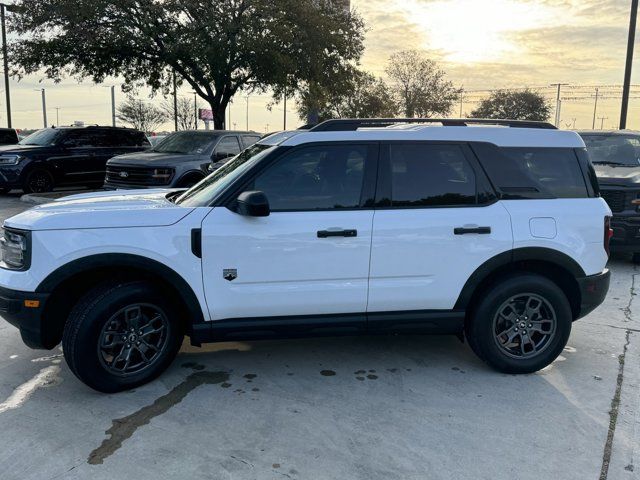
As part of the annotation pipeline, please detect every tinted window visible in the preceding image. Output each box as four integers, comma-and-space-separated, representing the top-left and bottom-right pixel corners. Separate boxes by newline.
242, 135, 260, 148
62, 130, 98, 147
581, 134, 640, 166
250, 144, 367, 211
500, 148, 589, 198
473, 144, 589, 199
0, 130, 18, 144
155, 132, 217, 154
388, 144, 476, 207
215, 137, 242, 157
108, 129, 149, 147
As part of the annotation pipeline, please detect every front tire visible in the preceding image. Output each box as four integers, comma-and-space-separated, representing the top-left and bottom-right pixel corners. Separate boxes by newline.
465, 273, 572, 374
62, 280, 183, 392
23, 168, 54, 193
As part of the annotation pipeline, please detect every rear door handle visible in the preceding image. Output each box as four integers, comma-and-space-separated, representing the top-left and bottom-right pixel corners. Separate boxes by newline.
454, 226, 491, 235
317, 229, 358, 238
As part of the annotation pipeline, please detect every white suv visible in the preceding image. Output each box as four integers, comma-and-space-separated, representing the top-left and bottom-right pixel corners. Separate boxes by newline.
0, 119, 612, 392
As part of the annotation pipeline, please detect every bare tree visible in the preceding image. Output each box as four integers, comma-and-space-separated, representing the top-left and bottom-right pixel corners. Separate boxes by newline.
162, 97, 198, 131
117, 97, 167, 133
385, 51, 461, 118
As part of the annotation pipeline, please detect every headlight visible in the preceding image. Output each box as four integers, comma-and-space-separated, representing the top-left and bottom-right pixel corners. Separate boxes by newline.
0, 155, 23, 166
0, 228, 30, 271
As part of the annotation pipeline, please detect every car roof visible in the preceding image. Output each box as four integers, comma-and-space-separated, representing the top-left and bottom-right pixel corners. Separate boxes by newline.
274, 125, 585, 149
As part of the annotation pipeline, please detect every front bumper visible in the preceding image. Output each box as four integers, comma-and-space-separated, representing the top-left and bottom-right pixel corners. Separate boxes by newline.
0, 285, 51, 349
575, 269, 610, 320
0, 165, 23, 188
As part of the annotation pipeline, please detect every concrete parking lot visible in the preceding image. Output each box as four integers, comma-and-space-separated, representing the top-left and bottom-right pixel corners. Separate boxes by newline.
0, 194, 638, 480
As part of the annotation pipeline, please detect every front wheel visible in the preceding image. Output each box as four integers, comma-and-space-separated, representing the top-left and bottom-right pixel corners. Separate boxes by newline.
465, 273, 572, 374
62, 280, 183, 392
23, 168, 54, 193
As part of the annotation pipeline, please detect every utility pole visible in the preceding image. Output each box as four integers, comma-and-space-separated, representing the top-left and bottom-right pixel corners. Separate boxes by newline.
0, 3, 11, 128
55, 107, 60, 127
459, 95, 464, 118
283, 92, 287, 130
550, 83, 570, 127
172, 70, 178, 131
228, 99, 232, 131
592, 87, 600, 129
193, 92, 198, 130
599, 116, 609, 130
621, 0, 638, 129
110, 86, 116, 127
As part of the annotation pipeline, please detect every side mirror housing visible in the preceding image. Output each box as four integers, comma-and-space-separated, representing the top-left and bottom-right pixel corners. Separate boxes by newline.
235, 191, 270, 217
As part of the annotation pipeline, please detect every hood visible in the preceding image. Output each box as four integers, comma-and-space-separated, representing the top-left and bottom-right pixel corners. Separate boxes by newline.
593, 163, 640, 186
0, 144, 50, 155
108, 151, 208, 167
4, 189, 194, 231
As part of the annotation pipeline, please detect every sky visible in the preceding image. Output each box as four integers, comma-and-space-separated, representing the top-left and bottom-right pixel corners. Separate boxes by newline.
4, 0, 640, 132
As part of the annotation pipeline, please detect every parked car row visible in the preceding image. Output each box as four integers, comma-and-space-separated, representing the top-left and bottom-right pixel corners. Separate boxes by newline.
0, 125, 260, 194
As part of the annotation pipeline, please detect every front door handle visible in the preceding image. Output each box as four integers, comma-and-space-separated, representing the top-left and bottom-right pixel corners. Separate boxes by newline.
317, 229, 358, 238
454, 226, 491, 235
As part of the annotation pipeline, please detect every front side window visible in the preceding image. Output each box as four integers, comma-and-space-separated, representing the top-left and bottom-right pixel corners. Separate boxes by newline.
249, 144, 367, 211
215, 137, 242, 157
387, 144, 477, 207
19, 128, 63, 146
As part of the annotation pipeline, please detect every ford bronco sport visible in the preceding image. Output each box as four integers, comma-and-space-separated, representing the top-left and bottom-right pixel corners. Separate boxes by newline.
0, 119, 611, 392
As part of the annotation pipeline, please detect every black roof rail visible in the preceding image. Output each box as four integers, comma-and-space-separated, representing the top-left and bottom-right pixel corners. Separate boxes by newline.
309, 118, 558, 132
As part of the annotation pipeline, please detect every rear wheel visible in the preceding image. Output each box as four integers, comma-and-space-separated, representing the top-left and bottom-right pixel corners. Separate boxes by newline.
62, 280, 183, 392
465, 273, 572, 374
23, 168, 54, 193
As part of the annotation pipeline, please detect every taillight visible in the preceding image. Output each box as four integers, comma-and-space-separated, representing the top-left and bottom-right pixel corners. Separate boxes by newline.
604, 216, 614, 256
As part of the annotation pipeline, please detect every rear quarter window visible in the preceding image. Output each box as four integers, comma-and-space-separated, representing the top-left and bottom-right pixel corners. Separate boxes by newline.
472, 144, 590, 199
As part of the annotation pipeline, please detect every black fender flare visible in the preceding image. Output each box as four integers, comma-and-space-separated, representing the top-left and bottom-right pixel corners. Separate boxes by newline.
454, 247, 586, 311
36, 253, 205, 327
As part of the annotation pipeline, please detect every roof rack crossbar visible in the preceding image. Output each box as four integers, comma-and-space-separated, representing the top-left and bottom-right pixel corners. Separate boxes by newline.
309, 118, 558, 132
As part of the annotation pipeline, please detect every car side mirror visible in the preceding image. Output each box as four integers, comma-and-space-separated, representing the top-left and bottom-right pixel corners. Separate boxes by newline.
235, 191, 270, 217
212, 151, 231, 161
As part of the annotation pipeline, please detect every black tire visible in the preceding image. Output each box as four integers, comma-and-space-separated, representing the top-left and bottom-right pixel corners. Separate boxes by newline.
23, 168, 54, 194
465, 273, 572, 374
62, 280, 183, 393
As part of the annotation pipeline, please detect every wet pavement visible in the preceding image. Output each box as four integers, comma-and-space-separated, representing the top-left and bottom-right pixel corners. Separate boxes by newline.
0, 194, 638, 480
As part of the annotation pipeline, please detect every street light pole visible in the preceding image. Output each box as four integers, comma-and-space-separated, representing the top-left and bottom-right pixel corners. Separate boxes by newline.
55, 107, 60, 126
110, 85, 116, 127
1, 3, 12, 128
35, 88, 47, 128
620, 0, 638, 130
245, 95, 249, 131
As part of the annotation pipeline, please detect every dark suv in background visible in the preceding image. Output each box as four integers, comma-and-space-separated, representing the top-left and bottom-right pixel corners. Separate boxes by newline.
0, 126, 150, 194
0, 128, 19, 146
104, 130, 260, 189
579, 130, 640, 260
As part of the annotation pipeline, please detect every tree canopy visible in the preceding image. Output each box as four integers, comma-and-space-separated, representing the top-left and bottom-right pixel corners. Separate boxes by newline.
297, 71, 396, 122
385, 51, 461, 118
470, 89, 552, 121
10, 0, 365, 129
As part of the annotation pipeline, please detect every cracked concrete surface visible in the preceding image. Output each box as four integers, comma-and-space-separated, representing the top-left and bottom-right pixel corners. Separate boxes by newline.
0, 194, 639, 480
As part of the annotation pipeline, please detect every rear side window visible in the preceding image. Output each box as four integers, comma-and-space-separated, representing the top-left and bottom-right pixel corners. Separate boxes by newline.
387, 144, 477, 207
473, 144, 589, 199
215, 137, 242, 157
242, 135, 261, 148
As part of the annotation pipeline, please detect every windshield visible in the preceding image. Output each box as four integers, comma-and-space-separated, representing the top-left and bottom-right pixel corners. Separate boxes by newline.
18, 129, 63, 146
582, 134, 640, 166
176, 144, 275, 207
153, 132, 218, 155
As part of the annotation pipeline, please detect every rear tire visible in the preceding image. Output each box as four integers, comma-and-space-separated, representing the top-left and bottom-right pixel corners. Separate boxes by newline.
23, 168, 54, 193
62, 280, 183, 393
465, 273, 572, 374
